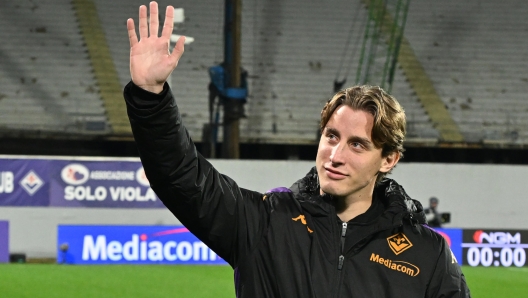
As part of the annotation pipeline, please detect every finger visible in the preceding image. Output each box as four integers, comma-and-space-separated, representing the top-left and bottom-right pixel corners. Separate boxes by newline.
170, 36, 186, 65
161, 6, 174, 39
138, 5, 148, 39
149, 1, 159, 37
127, 19, 138, 48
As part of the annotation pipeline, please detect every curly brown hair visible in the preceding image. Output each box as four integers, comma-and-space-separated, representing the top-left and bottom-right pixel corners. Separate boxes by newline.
320, 86, 406, 182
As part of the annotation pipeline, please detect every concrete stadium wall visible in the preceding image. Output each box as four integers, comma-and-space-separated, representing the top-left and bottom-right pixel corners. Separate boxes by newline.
1, 159, 527, 258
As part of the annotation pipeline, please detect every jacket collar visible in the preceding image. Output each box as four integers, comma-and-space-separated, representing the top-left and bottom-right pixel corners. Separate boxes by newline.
289, 167, 426, 226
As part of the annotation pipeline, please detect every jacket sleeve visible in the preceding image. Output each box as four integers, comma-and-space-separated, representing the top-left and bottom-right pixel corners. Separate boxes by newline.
426, 237, 471, 298
123, 81, 269, 267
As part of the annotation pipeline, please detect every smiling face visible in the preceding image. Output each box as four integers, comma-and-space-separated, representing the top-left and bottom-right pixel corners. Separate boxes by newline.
316, 105, 399, 201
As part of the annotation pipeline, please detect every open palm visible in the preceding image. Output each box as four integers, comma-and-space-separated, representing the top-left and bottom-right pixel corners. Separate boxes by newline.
127, 2, 185, 93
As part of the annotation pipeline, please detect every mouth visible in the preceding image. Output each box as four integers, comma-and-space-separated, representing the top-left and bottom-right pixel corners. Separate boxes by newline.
324, 167, 347, 179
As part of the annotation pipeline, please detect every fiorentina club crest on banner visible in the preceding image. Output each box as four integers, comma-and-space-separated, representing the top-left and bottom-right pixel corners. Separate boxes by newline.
20, 170, 44, 196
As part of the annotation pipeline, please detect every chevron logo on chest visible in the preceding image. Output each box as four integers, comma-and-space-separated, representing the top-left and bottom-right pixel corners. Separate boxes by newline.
387, 233, 413, 255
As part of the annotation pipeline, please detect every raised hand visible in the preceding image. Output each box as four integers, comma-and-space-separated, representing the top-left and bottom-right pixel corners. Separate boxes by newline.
127, 1, 185, 93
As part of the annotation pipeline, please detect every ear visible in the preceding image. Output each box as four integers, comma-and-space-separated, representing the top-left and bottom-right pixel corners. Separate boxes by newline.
379, 151, 400, 173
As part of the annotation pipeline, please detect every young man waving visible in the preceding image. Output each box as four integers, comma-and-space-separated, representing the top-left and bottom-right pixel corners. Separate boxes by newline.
123, 2, 470, 297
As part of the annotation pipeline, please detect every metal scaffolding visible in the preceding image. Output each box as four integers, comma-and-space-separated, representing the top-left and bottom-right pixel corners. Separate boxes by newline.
355, 0, 411, 92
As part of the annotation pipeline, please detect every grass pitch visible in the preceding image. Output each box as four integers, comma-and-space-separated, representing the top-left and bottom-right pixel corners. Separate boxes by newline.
462, 266, 528, 297
0, 264, 526, 297
0, 264, 234, 298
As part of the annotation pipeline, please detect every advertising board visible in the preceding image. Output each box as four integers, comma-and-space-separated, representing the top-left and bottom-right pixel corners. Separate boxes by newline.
0, 156, 166, 208
0, 221, 8, 263
0, 159, 49, 206
462, 229, 528, 267
57, 225, 227, 265
433, 228, 463, 265
59, 225, 497, 268
49, 162, 165, 208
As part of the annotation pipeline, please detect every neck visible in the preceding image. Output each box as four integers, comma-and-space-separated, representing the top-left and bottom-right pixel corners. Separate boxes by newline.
335, 193, 373, 222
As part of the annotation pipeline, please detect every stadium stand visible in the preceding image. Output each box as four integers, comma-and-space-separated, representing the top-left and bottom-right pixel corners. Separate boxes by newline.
1, 0, 526, 147
93, 0, 437, 145
405, 0, 528, 145
0, 0, 110, 135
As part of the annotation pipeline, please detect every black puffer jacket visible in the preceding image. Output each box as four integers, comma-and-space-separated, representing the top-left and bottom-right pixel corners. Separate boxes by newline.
124, 82, 470, 298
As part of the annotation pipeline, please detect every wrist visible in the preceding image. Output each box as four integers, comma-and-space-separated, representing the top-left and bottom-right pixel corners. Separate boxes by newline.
135, 83, 165, 94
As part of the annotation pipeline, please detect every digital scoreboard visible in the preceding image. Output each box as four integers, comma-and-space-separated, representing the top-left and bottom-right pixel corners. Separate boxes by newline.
462, 229, 528, 267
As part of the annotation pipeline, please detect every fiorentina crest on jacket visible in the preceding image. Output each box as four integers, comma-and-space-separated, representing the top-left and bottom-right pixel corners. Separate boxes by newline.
387, 233, 413, 255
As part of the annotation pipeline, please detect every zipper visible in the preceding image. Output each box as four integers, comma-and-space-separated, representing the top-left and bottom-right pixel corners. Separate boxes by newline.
333, 222, 348, 298
338, 222, 347, 269
331, 215, 404, 297
335, 222, 399, 296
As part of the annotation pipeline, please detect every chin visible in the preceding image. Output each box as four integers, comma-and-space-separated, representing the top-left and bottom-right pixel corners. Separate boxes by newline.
320, 183, 346, 198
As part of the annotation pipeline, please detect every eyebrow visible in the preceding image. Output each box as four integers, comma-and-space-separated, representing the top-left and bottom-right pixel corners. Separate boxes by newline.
326, 127, 373, 147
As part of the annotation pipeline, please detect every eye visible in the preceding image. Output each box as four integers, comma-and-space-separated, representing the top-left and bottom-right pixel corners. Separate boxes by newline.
325, 132, 338, 143
350, 142, 364, 149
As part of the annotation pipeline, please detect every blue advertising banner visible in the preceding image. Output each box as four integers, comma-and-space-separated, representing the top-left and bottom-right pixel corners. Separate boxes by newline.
57, 225, 228, 265
433, 228, 463, 265
0, 156, 166, 208
0, 221, 8, 263
0, 158, 49, 206
49, 161, 165, 208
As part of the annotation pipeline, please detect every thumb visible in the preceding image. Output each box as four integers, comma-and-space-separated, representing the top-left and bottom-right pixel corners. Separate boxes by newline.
169, 36, 186, 66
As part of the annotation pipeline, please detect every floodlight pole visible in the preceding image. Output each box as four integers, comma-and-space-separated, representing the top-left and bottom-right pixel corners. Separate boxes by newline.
222, 0, 242, 159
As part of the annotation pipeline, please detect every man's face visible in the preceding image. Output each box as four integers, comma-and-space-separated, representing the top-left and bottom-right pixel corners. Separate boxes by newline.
316, 105, 398, 200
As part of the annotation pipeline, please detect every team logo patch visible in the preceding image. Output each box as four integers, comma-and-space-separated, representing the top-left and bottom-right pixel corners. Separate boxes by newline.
387, 233, 413, 255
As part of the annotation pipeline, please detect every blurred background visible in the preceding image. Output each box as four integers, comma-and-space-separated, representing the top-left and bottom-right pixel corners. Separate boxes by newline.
1, 0, 528, 161
0, 0, 527, 297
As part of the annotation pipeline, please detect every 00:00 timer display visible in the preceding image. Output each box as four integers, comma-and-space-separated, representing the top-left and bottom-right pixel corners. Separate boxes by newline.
465, 247, 526, 267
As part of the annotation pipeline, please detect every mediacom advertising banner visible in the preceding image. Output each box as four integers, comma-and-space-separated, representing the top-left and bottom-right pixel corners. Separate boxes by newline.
42, 222, 528, 267
0, 158, 49, 206
57, 225, 228, 265
462, 229, 528, 267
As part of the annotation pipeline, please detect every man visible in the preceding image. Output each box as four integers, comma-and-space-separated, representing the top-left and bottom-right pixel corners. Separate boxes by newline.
124, 2, 470, 297
425, 197, 443, 227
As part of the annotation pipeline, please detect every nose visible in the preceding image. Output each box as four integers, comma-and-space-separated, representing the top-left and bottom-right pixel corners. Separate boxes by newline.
330, 142, 345, 165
